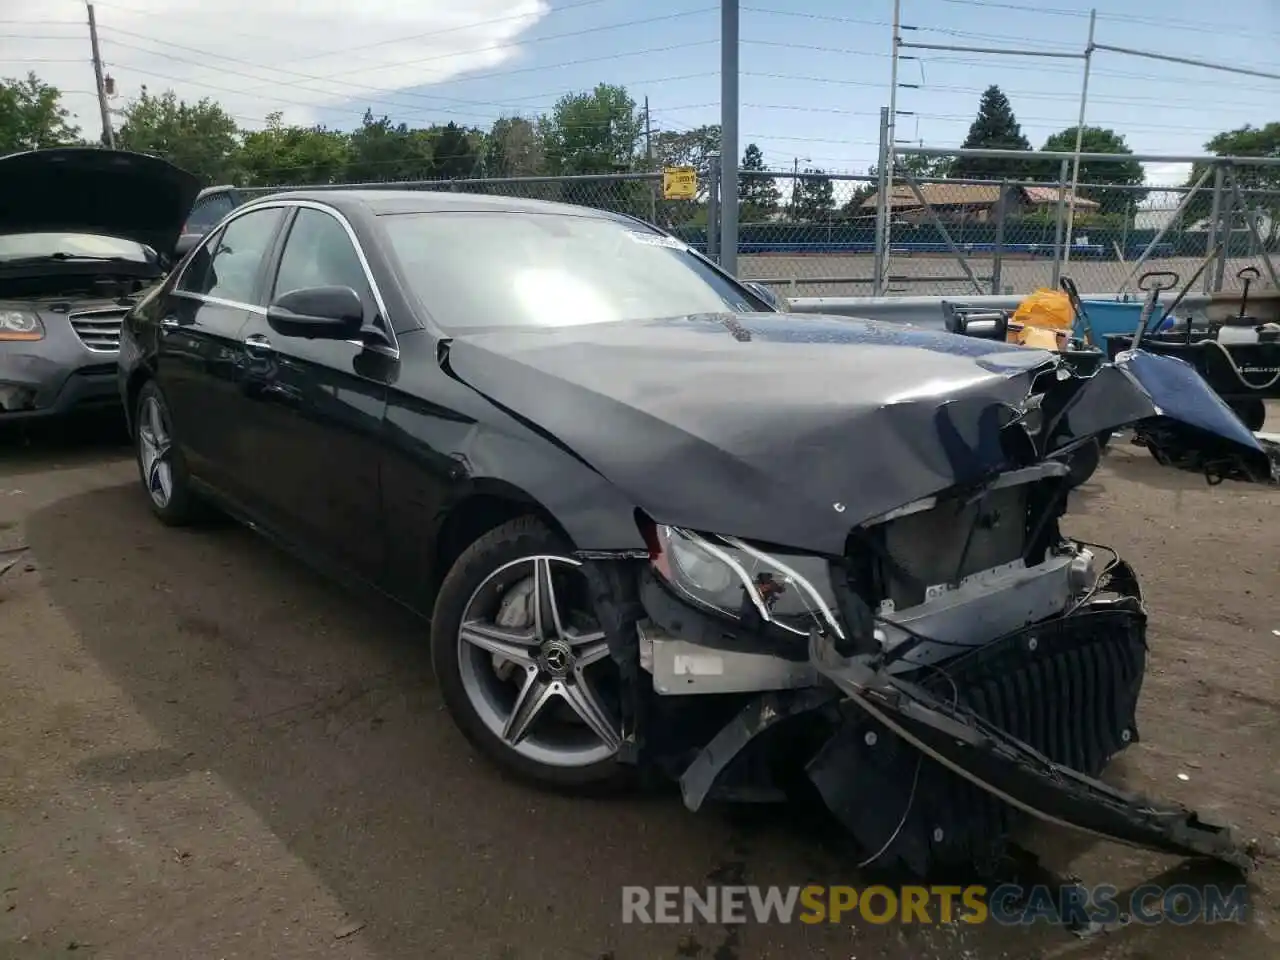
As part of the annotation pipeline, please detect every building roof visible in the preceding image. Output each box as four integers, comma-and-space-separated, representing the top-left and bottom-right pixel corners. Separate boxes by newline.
860, 182, 1100, 210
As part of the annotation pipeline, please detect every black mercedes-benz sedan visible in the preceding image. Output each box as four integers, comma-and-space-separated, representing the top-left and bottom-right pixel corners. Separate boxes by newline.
117, 189, 1273, 876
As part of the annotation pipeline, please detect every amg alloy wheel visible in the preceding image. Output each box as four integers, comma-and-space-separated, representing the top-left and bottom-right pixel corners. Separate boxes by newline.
138, 392, 174, 509
133, 380, 206, 526
431, 517, 627, 789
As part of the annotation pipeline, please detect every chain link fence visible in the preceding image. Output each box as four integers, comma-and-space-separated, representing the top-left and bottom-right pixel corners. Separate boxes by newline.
238, 152, 1278, 300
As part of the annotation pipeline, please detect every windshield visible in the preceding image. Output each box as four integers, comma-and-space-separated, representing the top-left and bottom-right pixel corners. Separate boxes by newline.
0, 232, 153, 263
379, 210, 766, 330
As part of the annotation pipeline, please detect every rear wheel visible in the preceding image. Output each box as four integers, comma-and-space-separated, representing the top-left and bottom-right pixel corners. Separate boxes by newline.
430, 517, 629, 790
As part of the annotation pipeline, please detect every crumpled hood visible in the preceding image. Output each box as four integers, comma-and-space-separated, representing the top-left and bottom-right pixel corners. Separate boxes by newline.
0, 148, 200, 257
443, 312, 1272, 555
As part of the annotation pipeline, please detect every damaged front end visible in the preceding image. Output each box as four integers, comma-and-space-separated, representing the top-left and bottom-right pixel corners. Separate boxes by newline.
621, 349, 1266, 878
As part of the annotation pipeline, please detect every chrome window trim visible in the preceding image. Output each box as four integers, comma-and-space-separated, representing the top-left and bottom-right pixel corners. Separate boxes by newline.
172, 290, 267, 316
170, 198, 398, 356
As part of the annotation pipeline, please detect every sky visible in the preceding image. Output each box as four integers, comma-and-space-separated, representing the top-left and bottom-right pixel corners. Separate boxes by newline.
3, 0, 1277, 190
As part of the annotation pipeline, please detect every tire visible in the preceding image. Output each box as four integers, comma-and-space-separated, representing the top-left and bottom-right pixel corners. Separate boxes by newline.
133, 380, 209, 526
430, 516, 631, 792
1066, 438, 1102, 487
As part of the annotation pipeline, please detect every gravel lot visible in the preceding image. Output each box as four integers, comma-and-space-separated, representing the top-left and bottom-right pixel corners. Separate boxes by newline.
742, 254, 1274, 298
1, 413, 1277, 960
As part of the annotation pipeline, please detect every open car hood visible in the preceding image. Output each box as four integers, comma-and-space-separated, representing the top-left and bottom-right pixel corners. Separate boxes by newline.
0, 148, 201, 257
442, 313, 1274, 555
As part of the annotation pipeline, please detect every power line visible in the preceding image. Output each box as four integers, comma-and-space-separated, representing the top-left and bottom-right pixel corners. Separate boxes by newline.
99, 7, 717, 98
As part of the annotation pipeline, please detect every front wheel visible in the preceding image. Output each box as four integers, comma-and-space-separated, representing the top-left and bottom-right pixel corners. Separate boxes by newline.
133, 380, 208, 526
430, 516, 630, 791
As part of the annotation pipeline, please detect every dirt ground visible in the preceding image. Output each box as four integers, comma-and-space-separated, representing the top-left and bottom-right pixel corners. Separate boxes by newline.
1, 412, 1277, 960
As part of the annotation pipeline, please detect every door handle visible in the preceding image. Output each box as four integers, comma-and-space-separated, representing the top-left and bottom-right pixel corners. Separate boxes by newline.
244, 333, 275, 358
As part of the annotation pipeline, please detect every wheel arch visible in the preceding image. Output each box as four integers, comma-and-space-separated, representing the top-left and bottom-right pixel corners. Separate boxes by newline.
123, 364, 155, 438
432, 480, 577, 598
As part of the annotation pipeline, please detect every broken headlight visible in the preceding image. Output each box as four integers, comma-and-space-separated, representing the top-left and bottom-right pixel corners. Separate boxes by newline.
645, 523, 844, 640
0, 310, 43, 341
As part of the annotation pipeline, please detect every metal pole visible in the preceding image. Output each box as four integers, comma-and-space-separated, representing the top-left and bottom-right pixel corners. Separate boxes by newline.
1227, 166, 1280, 287
1117, 164, 1216, 294
719, 0, 739, 276
1092, 42, 1280, 81
644, 95, 657, 225
706, 154, 720, 263
899, 41, 1084, 59
1061, 8, 1096, 267
872, 106, 890, 296
1204, 164, 1225, 294
1211, 165, 1230, 292
991, 181, 1008, 295
882, 0, 901, 292
1051, 159, 1069, 287
87, 4, 114, 149
895, 145, 1280, 167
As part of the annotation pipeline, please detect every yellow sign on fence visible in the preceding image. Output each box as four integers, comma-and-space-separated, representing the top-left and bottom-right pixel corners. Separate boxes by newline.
663, 166, 698, 200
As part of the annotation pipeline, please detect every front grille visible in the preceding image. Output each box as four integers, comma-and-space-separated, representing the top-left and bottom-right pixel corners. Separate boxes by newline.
809, 607, 1148, 875
68, 307, 128, 352
944, 608, 1147, 774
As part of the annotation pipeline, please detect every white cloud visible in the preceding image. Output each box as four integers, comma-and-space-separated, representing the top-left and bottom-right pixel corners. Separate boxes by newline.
0, 0, 551, 136
1143, 161, 1192, 188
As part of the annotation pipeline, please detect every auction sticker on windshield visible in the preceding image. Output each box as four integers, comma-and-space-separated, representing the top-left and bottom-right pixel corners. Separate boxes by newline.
626, 231, 687, 250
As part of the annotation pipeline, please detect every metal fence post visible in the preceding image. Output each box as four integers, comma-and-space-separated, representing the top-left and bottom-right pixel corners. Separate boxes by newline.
872, 106, 890, 297
991, 180, 1009, 295
1050, 159, 1069, 288
1205, 163, 1225, 293
719, 0, 740, 276
706, 155, 720, 263
1226, 165, 1280, 287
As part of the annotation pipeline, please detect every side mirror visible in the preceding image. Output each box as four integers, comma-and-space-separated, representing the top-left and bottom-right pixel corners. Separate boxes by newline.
174, 232, 203, 260
744, 280, 785, 311
266, 285, 365, 340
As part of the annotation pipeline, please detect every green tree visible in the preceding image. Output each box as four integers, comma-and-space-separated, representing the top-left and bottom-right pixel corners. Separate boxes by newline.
949, 85, 1032, 180
1030, 126, 1146, 215
430, 121, 481, 179
484, 116, 543, 177
346, 109, 433, 182
116, 87, 240, 184
238, 112, 349, 186
739, 142, 780, 220
539, 83, 642, 175
1184, 123, 1280, 245
792, 167, 835, 221
0, 72, 80, 152
539, 84, 644, 214
654, 124, 720, 174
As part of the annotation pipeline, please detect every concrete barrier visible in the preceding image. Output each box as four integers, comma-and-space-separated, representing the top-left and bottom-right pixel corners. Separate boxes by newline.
786, 293, 1216, 330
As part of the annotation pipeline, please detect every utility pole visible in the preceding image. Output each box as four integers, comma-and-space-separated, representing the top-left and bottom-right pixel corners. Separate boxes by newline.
87, 3, 115, 148
1061, 7, 1096, 267
644, 96, 656, 224
719, 0, 739, 276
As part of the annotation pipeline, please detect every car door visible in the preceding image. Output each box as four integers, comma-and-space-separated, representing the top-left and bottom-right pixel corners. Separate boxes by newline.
236, 204, 394, 584
157, 206, 287, 503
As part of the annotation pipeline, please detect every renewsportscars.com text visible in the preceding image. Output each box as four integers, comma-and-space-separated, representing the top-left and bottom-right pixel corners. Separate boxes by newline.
621, 884, 1249, 926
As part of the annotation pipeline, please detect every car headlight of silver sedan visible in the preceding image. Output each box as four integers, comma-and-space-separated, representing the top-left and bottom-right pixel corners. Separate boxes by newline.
645, 523, 845, 640
0, 309, 44, 341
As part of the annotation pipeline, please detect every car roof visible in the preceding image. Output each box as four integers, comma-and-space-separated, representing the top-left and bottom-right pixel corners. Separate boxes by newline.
245, 188, 627, 222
